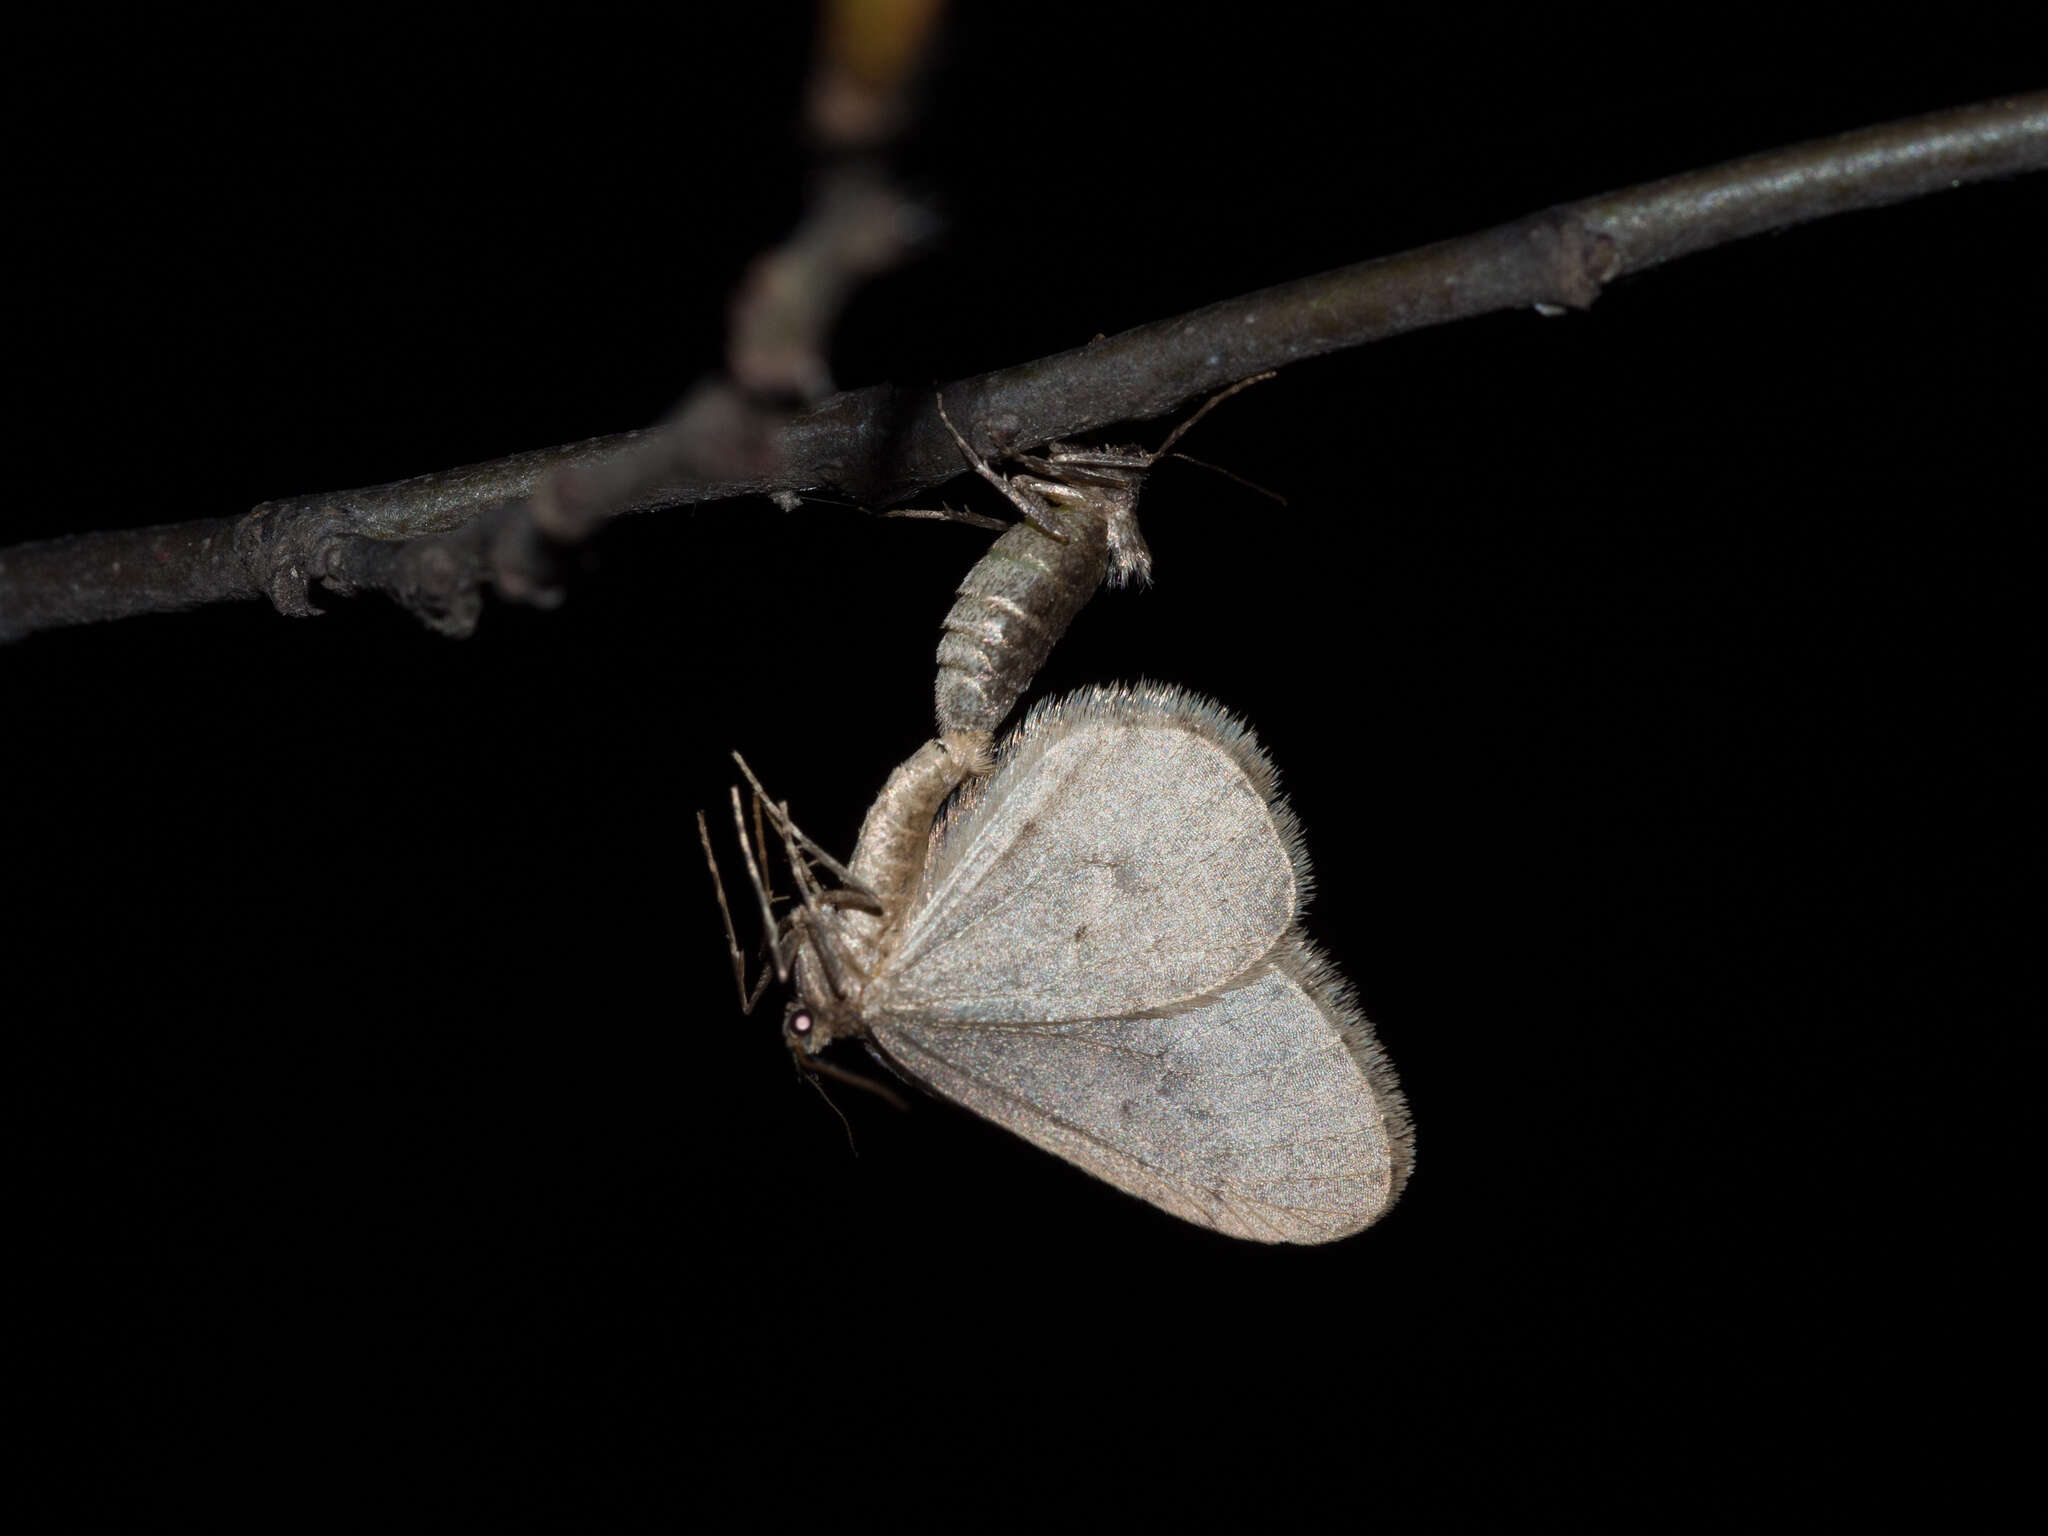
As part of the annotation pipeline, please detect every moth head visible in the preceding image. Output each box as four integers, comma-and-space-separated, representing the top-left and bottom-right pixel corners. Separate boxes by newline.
782, 938, 859, 1056
782, 997, 843, 1056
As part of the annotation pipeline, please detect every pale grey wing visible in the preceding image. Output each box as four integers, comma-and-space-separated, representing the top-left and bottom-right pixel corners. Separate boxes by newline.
870, 945, 1413, 1245
871, 692, 1301, 1024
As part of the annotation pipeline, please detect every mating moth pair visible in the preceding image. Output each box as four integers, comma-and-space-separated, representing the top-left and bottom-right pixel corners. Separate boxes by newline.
704, 382, 1412, 1244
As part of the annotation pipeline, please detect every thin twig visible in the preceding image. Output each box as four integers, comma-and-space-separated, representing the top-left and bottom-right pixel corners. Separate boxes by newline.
2, 92, 2040, 643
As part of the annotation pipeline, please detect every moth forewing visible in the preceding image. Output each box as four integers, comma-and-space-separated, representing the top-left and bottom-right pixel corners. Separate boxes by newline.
852, 682, 1408, 1245
873, 686, 1304, 1025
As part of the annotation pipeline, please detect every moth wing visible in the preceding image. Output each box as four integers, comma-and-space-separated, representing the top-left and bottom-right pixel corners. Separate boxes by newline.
871, 686, 1302, 1024
870, 944, 1413, 1245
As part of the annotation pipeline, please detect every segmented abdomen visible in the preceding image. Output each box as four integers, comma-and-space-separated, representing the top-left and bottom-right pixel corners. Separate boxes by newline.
934, 514, 1110, 737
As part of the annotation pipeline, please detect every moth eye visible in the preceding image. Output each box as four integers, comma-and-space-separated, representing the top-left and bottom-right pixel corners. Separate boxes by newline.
789, 1010, 814, 1037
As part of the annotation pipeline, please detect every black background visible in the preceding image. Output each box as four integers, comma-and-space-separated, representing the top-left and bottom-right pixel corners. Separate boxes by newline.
14, 7, 2036, 1524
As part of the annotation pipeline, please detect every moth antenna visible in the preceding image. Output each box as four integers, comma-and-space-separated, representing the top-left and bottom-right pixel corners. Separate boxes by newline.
1150, 370, 1277, 461
934, 393, 1071, 545
697, 809, 753, 1012
801, 1065, 860, 1153
1164, 451, 1288, 505
729, 785, 788, 982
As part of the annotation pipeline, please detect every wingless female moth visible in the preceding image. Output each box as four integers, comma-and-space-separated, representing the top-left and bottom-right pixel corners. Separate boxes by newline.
702, 383, 1413, 1243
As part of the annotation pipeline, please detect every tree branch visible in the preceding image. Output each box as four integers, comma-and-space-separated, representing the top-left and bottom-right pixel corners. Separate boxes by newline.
3, 91, 2039, 643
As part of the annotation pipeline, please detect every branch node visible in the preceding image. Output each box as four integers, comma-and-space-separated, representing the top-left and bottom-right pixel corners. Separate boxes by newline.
237, 503, 351, 619
1531, 216, 1622, 311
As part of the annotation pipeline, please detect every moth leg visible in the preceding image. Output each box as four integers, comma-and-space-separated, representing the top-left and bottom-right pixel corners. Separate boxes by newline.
697, 809, 754, 1012
1151, 370, 1278, 459
934, 394, 1072, 545
750, 791, 777, 907
879, 502, 1011, 532
761, 786, 879, 996
743, 956, 774, 1015
818, 887, 887, 915
730, 751, 876, 900
780, 834, 866, 1004
728, 786, 788, 983
1021, 450, 1145, 482
1017, 470, 1153, 590
774, 808, 841, 932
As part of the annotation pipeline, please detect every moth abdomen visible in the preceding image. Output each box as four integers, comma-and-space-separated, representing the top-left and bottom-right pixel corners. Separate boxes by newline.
935, 514, 1110, 737
847, 733, 987, 942
927, 374, 1270, 743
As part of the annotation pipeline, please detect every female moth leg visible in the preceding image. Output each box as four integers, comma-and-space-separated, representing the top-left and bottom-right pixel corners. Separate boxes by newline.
878, 503, 1011, 531
932, 396, 1074, 545
1148, 370, 1277, 458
